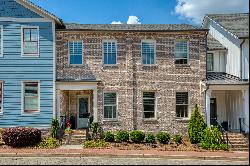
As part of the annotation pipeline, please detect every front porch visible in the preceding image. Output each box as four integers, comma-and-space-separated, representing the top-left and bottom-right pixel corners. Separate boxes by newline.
56, 81, 98, 130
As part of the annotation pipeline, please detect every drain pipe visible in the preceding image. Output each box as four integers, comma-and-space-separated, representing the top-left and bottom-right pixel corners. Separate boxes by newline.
240, 39, 246, 79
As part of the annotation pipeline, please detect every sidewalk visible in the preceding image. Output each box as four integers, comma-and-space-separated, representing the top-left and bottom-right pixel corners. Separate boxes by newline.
0, 147, 248, 161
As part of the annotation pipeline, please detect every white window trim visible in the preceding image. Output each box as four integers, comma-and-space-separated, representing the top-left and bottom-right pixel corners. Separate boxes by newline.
174, 40, 189, 65
0, 81, 3, 114
0, 25, 3, 57
68, 40, 84, 66
102, 40, 118, 66
141, 40, 156, 66
175, 91, 190, 120
103, 91, 118, 121
142, 91, 157, 120
21, 81, 40, 115
21, 26, 40, 57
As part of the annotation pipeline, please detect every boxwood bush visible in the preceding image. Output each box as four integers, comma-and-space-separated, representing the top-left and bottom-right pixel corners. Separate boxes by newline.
145, 133, 156, 144
2, 127, 41, 147
173, 134, 183, 145
104, 131, 115, 142
156, 132, 170, 144
115, 131, 129, 143
36, 137, 59, 149
130, 130, 145, 143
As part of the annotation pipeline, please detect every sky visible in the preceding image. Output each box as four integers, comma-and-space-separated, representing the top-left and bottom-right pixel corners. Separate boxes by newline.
30, 0, 249, 25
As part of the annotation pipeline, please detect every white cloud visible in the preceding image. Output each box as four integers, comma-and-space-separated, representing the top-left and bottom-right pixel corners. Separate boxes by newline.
175, 0, 249, 24
127, 16, 141, 24
111, 21, 123, 24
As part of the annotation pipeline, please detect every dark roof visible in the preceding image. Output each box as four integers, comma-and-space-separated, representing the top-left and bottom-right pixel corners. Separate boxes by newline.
207, 34, 226, 50
204, 13, 249, 38
63, 24, 207, 32
205, 72, 249, 85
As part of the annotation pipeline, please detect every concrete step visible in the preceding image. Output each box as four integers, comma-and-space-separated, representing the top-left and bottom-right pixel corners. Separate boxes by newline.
231, 148, 249, 151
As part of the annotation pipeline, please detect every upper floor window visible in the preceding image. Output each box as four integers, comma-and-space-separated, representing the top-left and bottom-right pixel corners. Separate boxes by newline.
175, 40, 188, 64
207, 53, 214, 71
0, 82, 3, 113
103, 92, 117, 119
143, 92, 156, 119
69, 41, 83, 65
22, 27, 39, 56
0, 25, 3, 57
142, 40, 156, 65
103, 41, 117, 65
23, 82, 39, 114
176, 92, 188, 118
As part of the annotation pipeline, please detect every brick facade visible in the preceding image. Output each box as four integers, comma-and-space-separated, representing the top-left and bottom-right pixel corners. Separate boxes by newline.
56, 30, 207, 134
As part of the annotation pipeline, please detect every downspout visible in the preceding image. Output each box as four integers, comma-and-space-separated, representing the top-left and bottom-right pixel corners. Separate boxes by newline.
240, 39, 245, 79
204, 31, 209, 124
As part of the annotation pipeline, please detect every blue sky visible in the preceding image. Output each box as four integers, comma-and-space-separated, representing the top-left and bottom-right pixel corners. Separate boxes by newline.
30, 0, 249, 25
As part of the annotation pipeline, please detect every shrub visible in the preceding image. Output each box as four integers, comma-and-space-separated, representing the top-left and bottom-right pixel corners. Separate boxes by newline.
2, 127, 41, 147
36, 137, 59, 149
104, 131, 114, 142
130, 130, 145, 143
115, 131, 129, 143
145, 133, 156, 144
83, 139, 108, 148
156, 132, 170, 144
188, 104, 207, 144
173, 134, 183, 145
200, 126, 229, 151
90, 122, 103, 140
51, 119, 59, 139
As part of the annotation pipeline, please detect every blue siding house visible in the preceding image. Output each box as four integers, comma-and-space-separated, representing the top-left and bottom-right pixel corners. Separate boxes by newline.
0, 0, 63, 128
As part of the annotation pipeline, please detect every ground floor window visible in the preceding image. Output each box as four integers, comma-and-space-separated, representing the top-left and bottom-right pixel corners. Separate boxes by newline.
103, 92, 117, 119
143, 92, 155, 118
176, 92, 188, 118
23, 82, 39, 113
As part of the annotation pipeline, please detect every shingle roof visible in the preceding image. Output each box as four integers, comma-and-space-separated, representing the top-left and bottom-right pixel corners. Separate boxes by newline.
64, 24, 207, 31
205, 13, 249, 38
207, 34, 226, 50
205, 72, 249, 85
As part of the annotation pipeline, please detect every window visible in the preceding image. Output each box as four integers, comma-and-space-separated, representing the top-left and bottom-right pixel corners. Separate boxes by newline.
0, 25, 3, 57
207, 53, 214, 71
23, 82, 39, 113
175, 41, 188, 64
69, 41, 83, 65
104, 93, 117, 119
176, 92, 188, 118
0, 82, 3, 113
103, 41, 117, 65
142, 41, 155, 65
22, 27, 39, 56
143, 92, 155, 119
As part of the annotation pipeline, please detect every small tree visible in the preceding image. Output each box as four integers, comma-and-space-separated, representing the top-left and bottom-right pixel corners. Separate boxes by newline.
188, 104, 207, 144
51, 119, 59, 139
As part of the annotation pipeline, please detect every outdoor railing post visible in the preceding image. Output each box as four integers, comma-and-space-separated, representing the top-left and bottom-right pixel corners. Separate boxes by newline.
239, 118, 242, 133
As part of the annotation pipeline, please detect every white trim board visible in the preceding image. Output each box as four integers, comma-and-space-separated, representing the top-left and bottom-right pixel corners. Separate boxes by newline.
0, 17, 53, 22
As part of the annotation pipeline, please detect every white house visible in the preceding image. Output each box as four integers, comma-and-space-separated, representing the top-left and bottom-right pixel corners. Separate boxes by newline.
202, 13, 249, 133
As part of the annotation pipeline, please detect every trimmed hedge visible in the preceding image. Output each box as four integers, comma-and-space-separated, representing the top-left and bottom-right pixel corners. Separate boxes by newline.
2, 127, 41, 147
130, 130, 145, 143
145, 133, 156, 144
104, 131, 115, 142
156, 132, 170, 144
115, 131, 129, 143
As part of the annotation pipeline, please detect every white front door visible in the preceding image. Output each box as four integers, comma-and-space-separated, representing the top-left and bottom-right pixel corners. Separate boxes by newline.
77, 96, 89, 129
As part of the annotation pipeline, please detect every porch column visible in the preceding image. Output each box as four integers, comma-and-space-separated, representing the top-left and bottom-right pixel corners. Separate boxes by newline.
93, 89, 98, 122
242, 89, 249, 133
206, 90, 212, 127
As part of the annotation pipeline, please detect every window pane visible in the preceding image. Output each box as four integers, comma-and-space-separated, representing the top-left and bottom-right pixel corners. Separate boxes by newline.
176, 92, 188, 118
176, 92, 188, 104
23, 42, 38, 54
144, 112, 155, 119
24, 82, 38, 113
175, 41, 188, 64
143, 92, 155, 118
104, 93, 116, 105
23, 29, 31, 42
142, 42, 155, 65
31, 29, 38, 41
112, 106, 116, 119
69, 41, 83, 64
207, 53, 214, 71
176, 105, 188, 118
103, 41, 116, 65
0, 82, 2, 112
104, 93, 117, 119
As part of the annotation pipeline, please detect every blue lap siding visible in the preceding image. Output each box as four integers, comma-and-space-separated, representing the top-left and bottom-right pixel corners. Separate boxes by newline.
0, 0, 54, 128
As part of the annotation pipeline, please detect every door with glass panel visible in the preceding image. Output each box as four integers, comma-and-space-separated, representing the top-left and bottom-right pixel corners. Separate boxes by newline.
77, 96, 89, 129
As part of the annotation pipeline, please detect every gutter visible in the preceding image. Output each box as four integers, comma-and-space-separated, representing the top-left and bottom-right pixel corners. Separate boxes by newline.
240, 39, 246, 79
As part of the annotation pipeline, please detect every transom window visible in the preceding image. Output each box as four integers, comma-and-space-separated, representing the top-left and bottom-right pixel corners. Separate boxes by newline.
104, 93, 117, 119
207, 53, 214, 71
22, 27, 39, 56
69, 41, 83, 65
142, 41, 155, 65
0, 26, 3, 57
23, 82, 39, 113
176, 92, 188, 118
0, 82, 3, 113
175, 41, 188, 64
143, 92, 155, 119
103, 41, 117, 65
